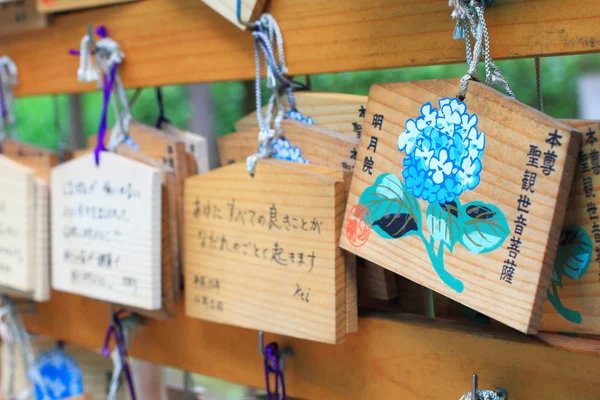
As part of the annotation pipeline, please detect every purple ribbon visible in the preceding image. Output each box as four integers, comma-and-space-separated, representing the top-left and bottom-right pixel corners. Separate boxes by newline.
94, 63, 118, 165
0, 73, 7, 120
264, 342, 286, 400
103, 314, 137, 400
69, 25, 113, 165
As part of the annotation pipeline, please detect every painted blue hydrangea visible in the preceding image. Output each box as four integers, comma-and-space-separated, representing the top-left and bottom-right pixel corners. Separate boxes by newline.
287, 109, 315, 125
398, 98, 485, 204
272, 137, 310, 164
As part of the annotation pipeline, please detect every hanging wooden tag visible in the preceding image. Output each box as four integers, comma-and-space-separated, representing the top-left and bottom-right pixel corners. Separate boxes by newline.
90, 121, 189, 292
51, 152, 163, 310
160, 123, 210, 174
184, 160, 346, 343
0, 155, 35, 292
218, 121, 360, 333
359, 260, 398, 301
0, 0, 48, 38
1, 140, 57, 301
340, 79, 580, 334
235, 92, 368, 138
540, 120, 600, 333
1, 139, 64, 182
200, 0, 268, 30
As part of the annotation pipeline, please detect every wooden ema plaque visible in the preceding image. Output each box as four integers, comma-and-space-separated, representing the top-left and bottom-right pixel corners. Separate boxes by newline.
160, 123, 210, 174
91, 121, 190, 294
0, 0, 48, 37
1, 140, 57, 301
340, 79, 580, 334
184, 160, 346, 343
1, 138, 62, 182
540, 120, 600, 333
0, 155, 35, 292
51, 152, 163, 310
200, 0, 267, 30
235, 92, 368, 138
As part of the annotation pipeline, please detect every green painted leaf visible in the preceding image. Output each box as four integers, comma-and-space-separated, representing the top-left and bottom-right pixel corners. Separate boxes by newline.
459, 201, 509, 254
553, 225, 593, 286
426, 200, 461, 251
358, 173, 421, 240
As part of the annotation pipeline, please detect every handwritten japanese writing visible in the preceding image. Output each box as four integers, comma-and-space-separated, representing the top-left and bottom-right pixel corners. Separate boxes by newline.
193, 199, 324, 235
197, 229, 317, 273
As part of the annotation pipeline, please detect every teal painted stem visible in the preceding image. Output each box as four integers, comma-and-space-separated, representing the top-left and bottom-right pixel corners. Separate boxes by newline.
418, 233, 465, 293
548, 280, 582, 324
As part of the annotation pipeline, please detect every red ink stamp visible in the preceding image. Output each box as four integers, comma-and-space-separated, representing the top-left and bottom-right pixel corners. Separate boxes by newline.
345, 204, 371, 247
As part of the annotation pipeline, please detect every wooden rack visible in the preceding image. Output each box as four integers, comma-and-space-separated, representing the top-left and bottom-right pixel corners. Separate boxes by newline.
3, 0, 600, 399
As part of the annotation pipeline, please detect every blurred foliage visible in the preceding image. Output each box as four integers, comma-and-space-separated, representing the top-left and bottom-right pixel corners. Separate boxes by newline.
11, 53, 600, 149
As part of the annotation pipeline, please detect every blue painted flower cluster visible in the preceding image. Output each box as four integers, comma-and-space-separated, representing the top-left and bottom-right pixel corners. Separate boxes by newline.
272, 137, 310, 164
287, 109, 315, 125
398, 98, 485, 204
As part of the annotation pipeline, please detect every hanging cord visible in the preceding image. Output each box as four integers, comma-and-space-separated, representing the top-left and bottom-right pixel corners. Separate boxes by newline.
264, 342, 286, 400
155, 87, 171, 129
70, 25, 135, 165
535, 57, 544, 112
453, 0, 514, 100
245, 16, 308, 175
0, 299, 50, 400
103, 310, 138, 400
0, 56, 19, 141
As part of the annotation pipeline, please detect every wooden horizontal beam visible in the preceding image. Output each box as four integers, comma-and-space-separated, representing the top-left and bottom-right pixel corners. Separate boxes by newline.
22, 291, 600, 399
2, 0, 600, 97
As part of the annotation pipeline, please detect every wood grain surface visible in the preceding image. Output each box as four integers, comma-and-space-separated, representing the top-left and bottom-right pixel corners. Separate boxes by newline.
540, 120, 600, 334
3, 0, 600, 96
17, 292, 600, 400
340, 79, 580, 334
184, 160, 346, 343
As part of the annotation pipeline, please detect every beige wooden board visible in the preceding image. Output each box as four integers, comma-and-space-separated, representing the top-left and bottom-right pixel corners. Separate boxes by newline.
37, 0, 137, 13
70, 147, 179, 318
218, 123, 360, 333
0, 0, 48, 37
219, 120, 360, 174
200, 0, 267, 30
161, 123, 209, 174
184, 160, 346, 343
91, 121, 188, 281
540, 120, 600, 333
0, 155, 35, 292
340, 79, 580, 334
235, 92, 368, 138
359, 260, 398, 301
33, 178, 50, 302
51, 151, 162, 310
1, 139, 61, 182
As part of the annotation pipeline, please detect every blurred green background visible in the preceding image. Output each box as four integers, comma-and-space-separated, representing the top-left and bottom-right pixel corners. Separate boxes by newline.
12, 54, 600, 150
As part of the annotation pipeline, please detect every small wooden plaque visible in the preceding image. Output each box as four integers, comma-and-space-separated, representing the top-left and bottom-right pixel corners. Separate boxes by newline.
540, 120, 600, 333
160, 123, 210, 174
184, 160, 346, 343
0, 155, 35, 292
201, 0, 268, 30
235, 92, 368, 138
51, 152, 163, 310
340, 79, 580, 334
0, 0, 48, 37
1, 139, 62, 182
